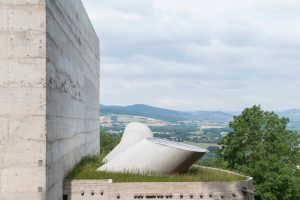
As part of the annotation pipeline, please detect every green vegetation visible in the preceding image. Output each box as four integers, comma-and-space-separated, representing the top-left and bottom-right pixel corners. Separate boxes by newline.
100, 131, 121, 154
184, 142, 226, 168
197, 145, 228, 168
67, 132, 245, 182
99, 104, 300, 198
199, 127, 231, 143
67, 153, 245, 182
217, 105, 300, 200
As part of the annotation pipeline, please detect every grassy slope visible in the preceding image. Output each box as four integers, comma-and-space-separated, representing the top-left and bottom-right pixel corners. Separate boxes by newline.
67, 154, 245, 182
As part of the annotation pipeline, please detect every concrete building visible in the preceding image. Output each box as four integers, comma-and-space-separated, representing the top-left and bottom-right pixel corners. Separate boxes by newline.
98, 122, 207, 174
0, 0, 100, 199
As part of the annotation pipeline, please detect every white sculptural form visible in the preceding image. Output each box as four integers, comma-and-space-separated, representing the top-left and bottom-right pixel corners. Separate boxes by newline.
97, 122, 207, 174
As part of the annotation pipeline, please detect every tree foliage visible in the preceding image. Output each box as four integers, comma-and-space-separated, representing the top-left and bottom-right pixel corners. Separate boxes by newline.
100, 131, 121, 155
217, 105, 300, 200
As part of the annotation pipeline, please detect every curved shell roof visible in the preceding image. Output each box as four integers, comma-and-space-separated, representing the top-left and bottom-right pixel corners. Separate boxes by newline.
122, 122, 153, 144
104, 122, 153, 162
99, 122, 207, 173
147, 138, 207, 153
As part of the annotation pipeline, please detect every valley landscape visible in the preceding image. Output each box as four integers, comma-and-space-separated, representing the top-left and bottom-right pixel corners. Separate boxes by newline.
100, 104, 300, 162
100, 104, 300, 139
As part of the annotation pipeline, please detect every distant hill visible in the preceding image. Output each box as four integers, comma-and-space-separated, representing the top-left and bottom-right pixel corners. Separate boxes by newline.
100, 104, 191, 122
191, 111, 233, 125
277, 109, 300, 130
100, 104, 300, 130
100, 104, 233, 124
278, 109, 300, 118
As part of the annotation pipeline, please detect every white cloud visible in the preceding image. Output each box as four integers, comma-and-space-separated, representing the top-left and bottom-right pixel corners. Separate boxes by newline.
82, 0, 300, 111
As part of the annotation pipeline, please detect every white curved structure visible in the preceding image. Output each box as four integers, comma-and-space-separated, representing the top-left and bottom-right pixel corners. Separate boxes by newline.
104, 122, 153, 162
98, 122, 207, 174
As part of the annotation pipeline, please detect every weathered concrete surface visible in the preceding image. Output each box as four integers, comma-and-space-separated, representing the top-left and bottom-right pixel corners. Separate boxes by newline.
0, 0, 100, 199
64, 177, 255, 200
0, 1, 47, 200
45, 0, 100, 199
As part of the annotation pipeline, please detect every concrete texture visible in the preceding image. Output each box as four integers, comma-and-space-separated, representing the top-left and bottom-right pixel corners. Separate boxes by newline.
0, 1, 47, 199
63, 175, 255, 200
46, 0, 100, 199
0, 0, 100, 199
99, 123, 207, 174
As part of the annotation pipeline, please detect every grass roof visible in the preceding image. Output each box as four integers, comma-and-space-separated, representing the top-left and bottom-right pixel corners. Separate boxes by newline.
67, 153, 246, 182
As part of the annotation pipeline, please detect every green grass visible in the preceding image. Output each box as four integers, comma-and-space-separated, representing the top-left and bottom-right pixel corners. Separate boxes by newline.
67, 153, 246, 182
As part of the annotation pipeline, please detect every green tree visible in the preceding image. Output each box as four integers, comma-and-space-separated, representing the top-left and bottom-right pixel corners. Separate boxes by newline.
217, 105, 300, 200
100, 131, 121, 155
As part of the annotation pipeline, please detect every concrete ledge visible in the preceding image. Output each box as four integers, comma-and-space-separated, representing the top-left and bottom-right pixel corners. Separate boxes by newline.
63, 169, 255, 200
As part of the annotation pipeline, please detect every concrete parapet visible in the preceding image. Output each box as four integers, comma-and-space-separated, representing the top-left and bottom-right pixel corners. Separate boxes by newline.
63, 176, 255, 200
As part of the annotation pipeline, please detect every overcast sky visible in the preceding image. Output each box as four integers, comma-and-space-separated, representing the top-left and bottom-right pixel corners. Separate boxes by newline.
82, 0, 300, 111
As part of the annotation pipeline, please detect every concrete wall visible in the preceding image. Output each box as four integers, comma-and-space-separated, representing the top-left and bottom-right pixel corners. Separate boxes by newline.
46, 0, 100, 199
0, 0, 100, 199
63, 178, 255, 200
0, 1, 47, 199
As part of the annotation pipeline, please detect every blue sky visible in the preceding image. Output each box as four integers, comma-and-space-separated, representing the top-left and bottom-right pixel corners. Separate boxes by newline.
82, 0, 300, 111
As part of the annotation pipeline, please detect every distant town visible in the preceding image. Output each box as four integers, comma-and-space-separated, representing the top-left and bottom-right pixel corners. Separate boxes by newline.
100, 114, 229, 143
